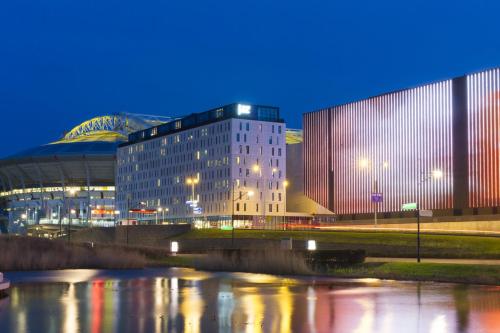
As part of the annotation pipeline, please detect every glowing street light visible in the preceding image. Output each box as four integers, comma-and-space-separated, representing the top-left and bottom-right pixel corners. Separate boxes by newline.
432, 169, 443, 179
186, 177, 200, 203
67, 188, 79, 243
283, 180, 289, 230
359, 159, 389, 226
416, 168, 444, 263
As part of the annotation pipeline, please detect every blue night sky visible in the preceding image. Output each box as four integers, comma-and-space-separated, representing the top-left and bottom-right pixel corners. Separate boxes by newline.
1, 0, 499, 156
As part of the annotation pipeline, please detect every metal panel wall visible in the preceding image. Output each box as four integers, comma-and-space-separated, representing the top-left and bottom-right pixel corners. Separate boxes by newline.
303, 110, 330, 209
305, 81, 454, 214
467, 69, 500, 207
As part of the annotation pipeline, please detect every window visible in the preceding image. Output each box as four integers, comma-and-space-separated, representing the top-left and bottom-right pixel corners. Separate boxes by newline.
278, 126, 282, 134
246, 146, 250, 154
236, 203, 240, 212
278, 148, 282, 156
269, 204, 272, 213
236, 133, 240, 142
269, 136, 272, 144
246, 123, 250, 131
272, 125, 275, 133
239, 122, 242, 131
216, 108, 224, 118
175, 121, 182, 129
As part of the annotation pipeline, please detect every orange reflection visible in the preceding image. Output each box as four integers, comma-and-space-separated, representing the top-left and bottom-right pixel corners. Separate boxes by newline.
180, 281, 204, 333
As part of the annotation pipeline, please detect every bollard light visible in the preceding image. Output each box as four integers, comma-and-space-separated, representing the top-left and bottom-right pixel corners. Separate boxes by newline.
307, 240, 317, 251
171, 241, 179, 254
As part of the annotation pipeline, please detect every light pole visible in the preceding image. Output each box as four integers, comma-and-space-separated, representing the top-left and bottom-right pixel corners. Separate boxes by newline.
359, 159, 388, 226
283, 180, 289, 231
114, 210, 120, 227
157, 207, 162, 224
416, 169, 443, 263
186, 177, 200, 224
186, 177, 199, 202
67, 188, 78, 243
231, 188, 254, 246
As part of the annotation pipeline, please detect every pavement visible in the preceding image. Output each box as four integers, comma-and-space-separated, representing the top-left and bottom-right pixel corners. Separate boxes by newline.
366, 257, 500, 265
317, 225, 500, 237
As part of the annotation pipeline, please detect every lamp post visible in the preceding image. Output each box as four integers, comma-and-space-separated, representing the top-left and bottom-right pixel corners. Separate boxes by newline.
416, 169, 443, 263
186, 177, 199, 203
186, 177, 200, 225
157, 207, 162, 225
67, 188, 78, 243
283, 180, 289, 231
114, 210, 120, 227
231, 188, 254, 246
359, 159, 389, 226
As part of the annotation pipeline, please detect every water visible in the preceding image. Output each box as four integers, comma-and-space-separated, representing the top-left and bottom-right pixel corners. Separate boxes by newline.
0, 268, 499, 333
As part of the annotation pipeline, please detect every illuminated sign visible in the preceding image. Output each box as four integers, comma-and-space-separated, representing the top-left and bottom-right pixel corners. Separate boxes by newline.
237, 104, 251, 115
401, 202, 417, 211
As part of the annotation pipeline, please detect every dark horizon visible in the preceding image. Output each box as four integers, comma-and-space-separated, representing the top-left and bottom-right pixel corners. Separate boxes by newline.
1, 0, 500, 156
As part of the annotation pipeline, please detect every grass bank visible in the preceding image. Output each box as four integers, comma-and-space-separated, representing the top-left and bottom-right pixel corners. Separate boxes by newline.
159, 254, 500, 285
330, 262, 500, 285
173, 229, 500, 259
0, 235, 171, 271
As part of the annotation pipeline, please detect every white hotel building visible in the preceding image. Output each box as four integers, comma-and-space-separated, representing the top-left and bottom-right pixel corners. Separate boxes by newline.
115, 103, 287, 228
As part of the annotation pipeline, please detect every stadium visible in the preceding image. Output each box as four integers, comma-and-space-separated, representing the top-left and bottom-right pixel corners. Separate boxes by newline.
0, 113, 173, 236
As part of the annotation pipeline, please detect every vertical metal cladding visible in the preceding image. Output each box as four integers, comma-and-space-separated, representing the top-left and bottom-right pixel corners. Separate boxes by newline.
304, 81, 454, 214
467, 69, 500, 208
303, 110, 330, 209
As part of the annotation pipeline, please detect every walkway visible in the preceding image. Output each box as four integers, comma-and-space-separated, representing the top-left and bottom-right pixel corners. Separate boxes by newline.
366, 257, 500, 265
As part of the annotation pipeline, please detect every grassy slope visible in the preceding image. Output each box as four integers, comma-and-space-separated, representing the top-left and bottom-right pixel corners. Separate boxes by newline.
330, 262, 500, 285
174, 229, 500, 259
156, 254, 500, 285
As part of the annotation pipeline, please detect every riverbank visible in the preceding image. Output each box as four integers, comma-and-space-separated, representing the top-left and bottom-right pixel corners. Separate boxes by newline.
173, 229, 500, 259
0, 235, 170, 271
157, 254, 500, 285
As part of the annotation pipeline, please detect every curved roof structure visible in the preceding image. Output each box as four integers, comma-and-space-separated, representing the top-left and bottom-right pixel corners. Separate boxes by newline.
0, 113, 174, 190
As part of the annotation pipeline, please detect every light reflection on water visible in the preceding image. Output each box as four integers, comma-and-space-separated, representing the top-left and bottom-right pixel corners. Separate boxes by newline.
0, 268, 499, 333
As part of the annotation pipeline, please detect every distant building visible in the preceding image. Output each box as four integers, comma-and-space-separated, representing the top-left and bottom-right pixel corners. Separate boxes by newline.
304, 67, 500, 218
116, 103, 288, 228
0, 113, 172, 234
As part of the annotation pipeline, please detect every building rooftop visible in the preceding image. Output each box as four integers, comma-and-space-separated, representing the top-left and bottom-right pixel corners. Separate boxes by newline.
123, 103, 282, 147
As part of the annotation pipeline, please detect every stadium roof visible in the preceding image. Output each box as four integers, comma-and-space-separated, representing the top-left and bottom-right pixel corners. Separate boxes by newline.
0, 113, 175, 190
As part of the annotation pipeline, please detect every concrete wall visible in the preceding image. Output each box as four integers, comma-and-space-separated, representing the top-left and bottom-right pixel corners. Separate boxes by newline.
72, 224, 191, 247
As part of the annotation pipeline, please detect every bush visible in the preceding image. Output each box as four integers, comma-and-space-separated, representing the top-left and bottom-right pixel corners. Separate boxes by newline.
0, 235, 147, 271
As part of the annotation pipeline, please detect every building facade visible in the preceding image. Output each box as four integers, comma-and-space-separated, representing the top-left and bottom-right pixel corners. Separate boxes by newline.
0, 113, 171, 235
116, 103, 287, 228
304, 67, 500, 217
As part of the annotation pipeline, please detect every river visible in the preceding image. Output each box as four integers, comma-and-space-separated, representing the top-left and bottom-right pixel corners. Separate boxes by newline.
0, 268, 499, 333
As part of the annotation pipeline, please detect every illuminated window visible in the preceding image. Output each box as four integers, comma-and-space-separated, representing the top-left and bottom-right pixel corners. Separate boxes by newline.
175, 121, 181, 129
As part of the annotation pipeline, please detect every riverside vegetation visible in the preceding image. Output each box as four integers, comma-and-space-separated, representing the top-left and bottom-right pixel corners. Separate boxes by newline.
0, 235, 169, 271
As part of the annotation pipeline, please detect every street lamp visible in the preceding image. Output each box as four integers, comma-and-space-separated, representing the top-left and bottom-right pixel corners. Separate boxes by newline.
359, 159, 389, 226
231, 188, 254, 246
156, 207, 163, 225
283, 180, 289, 231
186, 177, 200, 202
416, 168, 443, 263
67, 188, 78, 243
114, 210, 120, 226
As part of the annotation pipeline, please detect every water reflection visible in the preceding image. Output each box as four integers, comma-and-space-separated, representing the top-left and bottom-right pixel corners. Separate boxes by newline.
0, 268, 499, 333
